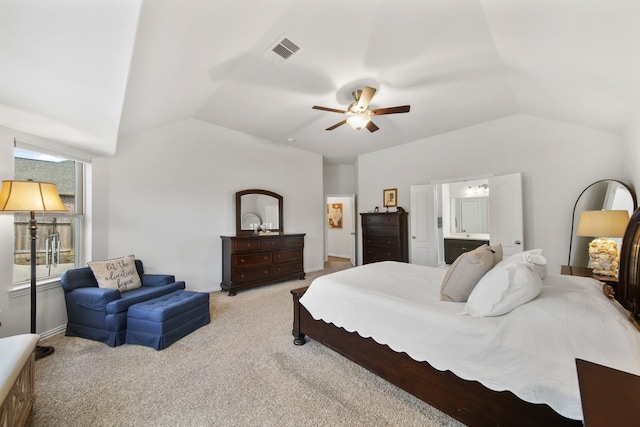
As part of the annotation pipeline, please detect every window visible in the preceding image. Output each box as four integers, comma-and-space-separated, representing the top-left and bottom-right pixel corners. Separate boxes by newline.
12, 148, 85, 284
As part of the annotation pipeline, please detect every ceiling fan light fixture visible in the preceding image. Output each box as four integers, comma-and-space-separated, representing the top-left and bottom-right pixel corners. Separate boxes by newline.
347, 113, 371, 131
312, 85, 409, 132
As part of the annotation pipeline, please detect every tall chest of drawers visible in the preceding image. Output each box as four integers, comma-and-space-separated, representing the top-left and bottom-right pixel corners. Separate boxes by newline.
220, 233, 305, 295
361, 212, 408, 264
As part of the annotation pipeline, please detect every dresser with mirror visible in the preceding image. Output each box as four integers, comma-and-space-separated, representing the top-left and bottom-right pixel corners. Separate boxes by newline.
221, 189, 305, 296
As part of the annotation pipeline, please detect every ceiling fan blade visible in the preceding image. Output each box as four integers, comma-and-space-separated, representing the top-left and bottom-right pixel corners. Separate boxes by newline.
371, 105, 411, 115
313, 106, 348, 114
357, 86, 376, 111
366, 121, 379, 133
326, 120, 347, 130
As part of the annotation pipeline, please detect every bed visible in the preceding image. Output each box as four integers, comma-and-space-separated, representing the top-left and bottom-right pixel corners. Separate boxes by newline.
291, 208, 640, 426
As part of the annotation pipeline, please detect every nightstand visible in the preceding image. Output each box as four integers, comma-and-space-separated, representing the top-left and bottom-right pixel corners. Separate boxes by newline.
561, 265, 618, 293
576, 359, 640, 426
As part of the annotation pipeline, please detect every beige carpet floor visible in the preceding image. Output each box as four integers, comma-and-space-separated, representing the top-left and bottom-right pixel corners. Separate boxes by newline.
28, 259, 463, 427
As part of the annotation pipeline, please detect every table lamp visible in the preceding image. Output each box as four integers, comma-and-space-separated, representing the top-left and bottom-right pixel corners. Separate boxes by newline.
0, 179, 67, 359
576, 209, 629, 277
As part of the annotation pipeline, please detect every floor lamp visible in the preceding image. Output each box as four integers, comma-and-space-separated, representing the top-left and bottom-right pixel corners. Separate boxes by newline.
0, 179, 67, 360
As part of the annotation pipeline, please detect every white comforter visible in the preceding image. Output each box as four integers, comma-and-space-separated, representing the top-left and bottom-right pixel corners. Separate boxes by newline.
299, 261, 640, 420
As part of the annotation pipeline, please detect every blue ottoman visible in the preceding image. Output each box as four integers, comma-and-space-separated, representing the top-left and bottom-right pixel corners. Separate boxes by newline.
125, 290, 210, 350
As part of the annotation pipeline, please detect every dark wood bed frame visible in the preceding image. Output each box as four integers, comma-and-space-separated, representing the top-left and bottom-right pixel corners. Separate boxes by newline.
291, 208, 640, 426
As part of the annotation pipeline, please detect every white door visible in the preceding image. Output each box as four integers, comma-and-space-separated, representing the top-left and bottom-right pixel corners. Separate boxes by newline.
410, 184, 437, 266
488, 173, 524, 257
348, 194, 357, 266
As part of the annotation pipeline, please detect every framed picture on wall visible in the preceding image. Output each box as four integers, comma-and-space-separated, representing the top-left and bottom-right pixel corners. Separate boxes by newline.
383, 188, 397, 208
327, 203, 343, 228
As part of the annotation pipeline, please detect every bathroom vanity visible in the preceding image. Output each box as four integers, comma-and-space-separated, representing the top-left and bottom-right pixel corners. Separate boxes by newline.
443, 237, 489, 265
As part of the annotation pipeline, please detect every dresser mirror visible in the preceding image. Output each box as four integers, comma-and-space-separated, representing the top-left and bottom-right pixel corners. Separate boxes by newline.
568, 179, 637, 267
236, 189, 283, 235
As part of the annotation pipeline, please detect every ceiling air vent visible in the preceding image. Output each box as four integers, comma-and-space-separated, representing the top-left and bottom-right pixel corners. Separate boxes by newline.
263, 36, 301, 65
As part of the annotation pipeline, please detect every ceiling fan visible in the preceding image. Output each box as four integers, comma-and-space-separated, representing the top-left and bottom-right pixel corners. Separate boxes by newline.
312, 86, 410, 132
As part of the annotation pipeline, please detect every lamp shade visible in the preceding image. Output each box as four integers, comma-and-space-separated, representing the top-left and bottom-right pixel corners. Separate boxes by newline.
0, 180, 67, 212
576, 210, 629, 238
347, 113, 371, 130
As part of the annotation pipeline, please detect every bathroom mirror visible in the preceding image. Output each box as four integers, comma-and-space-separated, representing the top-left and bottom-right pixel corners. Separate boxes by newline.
568, 179, 637, 266
442, 179, 490, 239
453, 197, 489, 234
235, 189, 283, 235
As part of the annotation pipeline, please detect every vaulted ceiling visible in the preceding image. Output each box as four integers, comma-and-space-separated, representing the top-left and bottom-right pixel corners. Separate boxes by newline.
2, 0, 640, 164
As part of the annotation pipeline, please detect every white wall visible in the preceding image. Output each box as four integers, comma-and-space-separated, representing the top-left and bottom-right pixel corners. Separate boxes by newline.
324, 164, 356, 194
357, 114, 627, 273
326, 196, 353, 259
92, 118, 325, 292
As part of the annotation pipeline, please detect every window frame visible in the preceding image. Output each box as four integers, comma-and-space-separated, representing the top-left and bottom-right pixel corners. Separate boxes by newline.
10, 144, 88, 291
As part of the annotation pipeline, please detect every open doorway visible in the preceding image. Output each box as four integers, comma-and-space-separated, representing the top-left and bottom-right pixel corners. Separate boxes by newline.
325, 194, 356, 267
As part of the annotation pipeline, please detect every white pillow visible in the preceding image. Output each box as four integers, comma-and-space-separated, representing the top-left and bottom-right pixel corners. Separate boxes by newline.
464, 259, 542, 317
503, 249, 548, 278
88, 255, 142, 292
440, 245, 494, 302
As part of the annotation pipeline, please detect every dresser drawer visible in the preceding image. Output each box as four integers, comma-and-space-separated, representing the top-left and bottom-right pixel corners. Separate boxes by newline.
363, 248, 398, 263
232, 238, 263, 252
261, 237, 283, 250
272, 248, 303, 264
271, 262, 303, 277
362, 214, 399, 226
234, 267, 271, 284
233, 253, 271, 267
363, 226, 397, 237
364, 237, 397, 249
283, 236, 304, 248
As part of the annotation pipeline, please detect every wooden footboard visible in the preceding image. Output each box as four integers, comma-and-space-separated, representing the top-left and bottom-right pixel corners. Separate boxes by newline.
291, 286, 581, 427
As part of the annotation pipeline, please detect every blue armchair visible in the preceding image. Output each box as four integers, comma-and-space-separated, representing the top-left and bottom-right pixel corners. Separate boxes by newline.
61, 260, 185, 346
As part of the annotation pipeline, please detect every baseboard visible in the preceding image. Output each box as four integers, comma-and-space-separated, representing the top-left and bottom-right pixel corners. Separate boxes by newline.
40, 324, 66, 340
327, 253, 350, 259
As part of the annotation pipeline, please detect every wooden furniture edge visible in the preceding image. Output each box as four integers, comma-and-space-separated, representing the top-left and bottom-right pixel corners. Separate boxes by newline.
0, 350, 36, 427
290, 287, 580, 427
